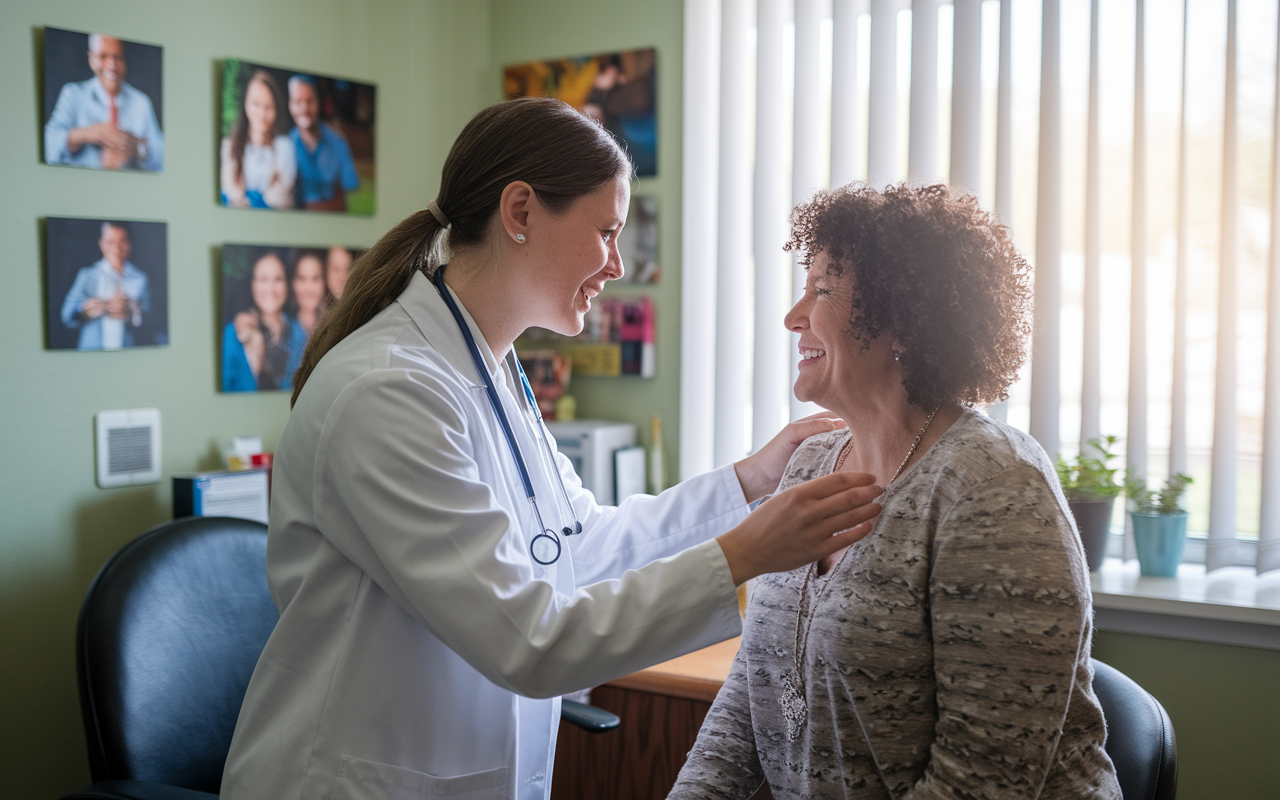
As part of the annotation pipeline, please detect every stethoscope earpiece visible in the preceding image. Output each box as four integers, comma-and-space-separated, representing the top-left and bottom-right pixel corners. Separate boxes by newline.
433, 264, 585, 565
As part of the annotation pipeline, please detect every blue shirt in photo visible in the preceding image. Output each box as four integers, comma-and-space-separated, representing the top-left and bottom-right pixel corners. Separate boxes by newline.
45, 78, 164, 172
290, 123, 360, 206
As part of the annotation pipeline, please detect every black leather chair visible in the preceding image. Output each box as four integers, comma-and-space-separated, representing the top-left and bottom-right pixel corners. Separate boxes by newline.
61, 516, 618, 800
1092, 658, 1178, 800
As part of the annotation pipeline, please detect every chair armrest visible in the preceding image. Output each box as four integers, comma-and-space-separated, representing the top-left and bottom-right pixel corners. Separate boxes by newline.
561, 699, 621, 732
58, 780, 218, 800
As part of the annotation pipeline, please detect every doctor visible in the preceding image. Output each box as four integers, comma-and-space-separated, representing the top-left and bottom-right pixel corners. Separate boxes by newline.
221, 97, 883, 800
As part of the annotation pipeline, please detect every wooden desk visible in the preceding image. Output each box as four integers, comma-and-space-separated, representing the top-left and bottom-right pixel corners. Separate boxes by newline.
551, 638, 771, 800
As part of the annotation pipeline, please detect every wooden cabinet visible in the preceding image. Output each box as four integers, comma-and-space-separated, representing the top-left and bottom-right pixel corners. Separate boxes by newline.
551, 638, 772, 800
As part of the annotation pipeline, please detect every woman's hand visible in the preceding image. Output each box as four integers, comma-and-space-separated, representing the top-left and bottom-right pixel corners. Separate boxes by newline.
234, 309, 266, 377
716, 471, 882, 586
734, 412, 847, 502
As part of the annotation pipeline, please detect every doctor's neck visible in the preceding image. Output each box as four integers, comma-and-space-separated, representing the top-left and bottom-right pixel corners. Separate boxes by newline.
438, 252, 527, 360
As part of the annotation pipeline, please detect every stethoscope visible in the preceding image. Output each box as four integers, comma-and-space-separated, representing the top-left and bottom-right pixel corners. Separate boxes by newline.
433, 263, 583, 565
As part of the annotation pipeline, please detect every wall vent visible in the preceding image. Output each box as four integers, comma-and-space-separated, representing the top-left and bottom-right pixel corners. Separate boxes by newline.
95, 408, 161, 488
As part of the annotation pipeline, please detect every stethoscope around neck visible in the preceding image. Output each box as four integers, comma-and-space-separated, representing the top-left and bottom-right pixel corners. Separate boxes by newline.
432, 263, 583, 565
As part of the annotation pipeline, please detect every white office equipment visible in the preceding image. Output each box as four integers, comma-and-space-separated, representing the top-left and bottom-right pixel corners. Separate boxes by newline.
95, 408, 161, 488
173, 470, 270, 524
546, 420, 637, 505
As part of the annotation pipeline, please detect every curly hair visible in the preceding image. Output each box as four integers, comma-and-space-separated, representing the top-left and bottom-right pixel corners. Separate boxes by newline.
785, 183, 1032, 408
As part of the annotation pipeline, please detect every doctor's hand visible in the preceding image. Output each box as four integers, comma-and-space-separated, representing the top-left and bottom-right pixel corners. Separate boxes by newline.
733, 412, 847, 503
716, 471, 881, 587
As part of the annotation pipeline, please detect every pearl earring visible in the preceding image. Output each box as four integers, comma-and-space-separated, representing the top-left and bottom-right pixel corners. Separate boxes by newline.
516, 234, 526, 242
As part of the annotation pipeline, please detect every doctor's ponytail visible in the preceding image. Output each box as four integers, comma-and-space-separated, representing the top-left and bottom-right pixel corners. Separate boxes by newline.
291, 97, 632, 406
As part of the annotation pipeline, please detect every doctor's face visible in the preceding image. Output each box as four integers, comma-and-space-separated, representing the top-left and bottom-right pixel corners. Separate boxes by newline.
529, 172, 628, 336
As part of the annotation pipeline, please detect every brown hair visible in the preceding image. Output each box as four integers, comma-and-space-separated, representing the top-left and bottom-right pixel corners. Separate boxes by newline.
786, 183, 1032, 408
291, 97, 632, 405
230, 69, 286, 184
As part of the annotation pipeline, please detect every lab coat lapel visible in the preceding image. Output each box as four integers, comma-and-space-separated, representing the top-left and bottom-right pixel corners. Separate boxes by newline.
398, 270, 503, 384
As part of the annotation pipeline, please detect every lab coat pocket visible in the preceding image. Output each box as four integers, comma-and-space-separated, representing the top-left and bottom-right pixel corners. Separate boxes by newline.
331, 755, 509, 799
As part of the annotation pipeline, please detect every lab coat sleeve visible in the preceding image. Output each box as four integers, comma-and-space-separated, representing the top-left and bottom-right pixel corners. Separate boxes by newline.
316, 370, 744, 699
557, 443, 751, 586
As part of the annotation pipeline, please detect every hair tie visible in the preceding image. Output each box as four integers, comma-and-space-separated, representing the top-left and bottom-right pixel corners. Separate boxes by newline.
427, 200, 450, 227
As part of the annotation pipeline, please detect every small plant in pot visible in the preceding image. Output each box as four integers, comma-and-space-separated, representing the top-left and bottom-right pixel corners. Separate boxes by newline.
1124, 471, 1194, 577
1057, 435, 1124, 571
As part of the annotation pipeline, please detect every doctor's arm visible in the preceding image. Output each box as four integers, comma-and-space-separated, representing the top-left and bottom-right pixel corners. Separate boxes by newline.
318, 374, 879, 698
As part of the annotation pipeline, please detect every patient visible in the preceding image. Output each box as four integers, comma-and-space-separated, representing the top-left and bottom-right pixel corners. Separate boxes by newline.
670, 184, 1121, 799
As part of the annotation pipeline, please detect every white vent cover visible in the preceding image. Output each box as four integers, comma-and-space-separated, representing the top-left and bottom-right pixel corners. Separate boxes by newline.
95, 408, 162, 488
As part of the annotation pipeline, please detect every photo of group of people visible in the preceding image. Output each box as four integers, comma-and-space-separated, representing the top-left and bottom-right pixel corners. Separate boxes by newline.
43, 27, 164, 172
220, 244, 362, 392
44, 217, 168, 350
504, 47, 657, 177
220, 59, 377, 215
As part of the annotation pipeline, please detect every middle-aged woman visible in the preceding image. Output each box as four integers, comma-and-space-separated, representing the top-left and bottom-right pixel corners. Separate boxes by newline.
220, 97, 886, 800
220, 69, 296, 209
221, 251, 306, 392
670, 184, 1122, 799
289, 248, 329, 335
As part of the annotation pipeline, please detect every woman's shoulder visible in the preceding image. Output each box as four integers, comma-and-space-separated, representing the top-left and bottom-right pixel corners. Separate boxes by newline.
777, 428, 848, 491
932, 408, 1057, 485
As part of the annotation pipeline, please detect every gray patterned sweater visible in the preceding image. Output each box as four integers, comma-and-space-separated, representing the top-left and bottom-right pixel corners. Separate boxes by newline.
670, 409, 1121, 799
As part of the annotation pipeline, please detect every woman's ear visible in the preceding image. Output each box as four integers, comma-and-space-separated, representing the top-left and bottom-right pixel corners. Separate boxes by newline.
499, 181, 535, 244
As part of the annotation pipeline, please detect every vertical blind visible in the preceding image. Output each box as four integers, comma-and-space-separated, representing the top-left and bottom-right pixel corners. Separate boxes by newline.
680, 0, 1280, 572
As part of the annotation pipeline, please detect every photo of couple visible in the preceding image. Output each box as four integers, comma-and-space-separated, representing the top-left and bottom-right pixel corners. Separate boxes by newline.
219, 59, 376, 215
220, 244, 362, 392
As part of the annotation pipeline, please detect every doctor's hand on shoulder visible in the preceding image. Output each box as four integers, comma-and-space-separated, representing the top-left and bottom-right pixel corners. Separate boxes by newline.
717, 470, 881, 587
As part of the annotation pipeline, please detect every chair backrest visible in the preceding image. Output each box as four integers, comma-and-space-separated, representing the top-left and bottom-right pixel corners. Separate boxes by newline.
1091, 658, 1178, 800
76, 516, 278, 793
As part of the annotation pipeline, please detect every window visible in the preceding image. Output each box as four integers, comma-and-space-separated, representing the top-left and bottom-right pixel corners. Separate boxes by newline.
681, 0, 1280, 572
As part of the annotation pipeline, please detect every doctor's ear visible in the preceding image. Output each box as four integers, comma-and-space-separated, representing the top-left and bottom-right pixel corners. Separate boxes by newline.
499, 181, 535, 245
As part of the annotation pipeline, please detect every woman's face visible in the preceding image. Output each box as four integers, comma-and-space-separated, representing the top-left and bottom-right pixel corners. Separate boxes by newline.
251, 255, 288, 316
525, 172, 629, 336
785, 251, 895, 410
292, 255, 326, 314
245, 78, 276, 144
326, 247, 352, 298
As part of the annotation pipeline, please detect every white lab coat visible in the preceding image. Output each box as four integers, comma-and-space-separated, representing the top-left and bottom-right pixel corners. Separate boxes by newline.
221, 272, 747, 800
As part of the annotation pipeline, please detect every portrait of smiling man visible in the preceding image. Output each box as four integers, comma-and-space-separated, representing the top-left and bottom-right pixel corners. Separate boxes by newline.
43, 28, 164, 171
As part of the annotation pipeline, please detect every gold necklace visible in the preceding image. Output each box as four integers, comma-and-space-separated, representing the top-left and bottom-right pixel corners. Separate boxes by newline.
779, 403, 942, 742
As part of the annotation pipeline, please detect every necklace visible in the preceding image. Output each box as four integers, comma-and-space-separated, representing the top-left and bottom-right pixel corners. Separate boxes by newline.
778, 403, 942, 742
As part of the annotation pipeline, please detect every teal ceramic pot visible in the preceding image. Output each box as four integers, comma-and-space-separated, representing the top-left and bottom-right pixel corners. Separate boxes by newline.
1131, 512, 1189, 577
1068, 497, 1117, 572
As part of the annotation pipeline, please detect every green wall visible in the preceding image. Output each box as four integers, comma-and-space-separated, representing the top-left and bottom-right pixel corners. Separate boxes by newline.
0, 0, 491, 796
489, 0, 687, 477
1092, 631, 1280, 800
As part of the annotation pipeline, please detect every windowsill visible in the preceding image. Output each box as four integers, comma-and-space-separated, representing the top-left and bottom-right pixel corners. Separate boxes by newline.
1090, 558, 1280, 650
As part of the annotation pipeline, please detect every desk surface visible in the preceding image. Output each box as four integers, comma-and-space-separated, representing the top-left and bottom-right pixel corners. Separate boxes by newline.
608, 637, 740, 704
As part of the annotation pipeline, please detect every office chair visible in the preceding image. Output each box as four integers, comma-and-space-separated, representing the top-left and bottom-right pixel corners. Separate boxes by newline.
60, 516, 617, 800
1091, 658, 1178, 800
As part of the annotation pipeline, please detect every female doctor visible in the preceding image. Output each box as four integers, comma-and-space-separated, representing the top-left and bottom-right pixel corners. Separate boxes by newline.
220, 97, 883, 800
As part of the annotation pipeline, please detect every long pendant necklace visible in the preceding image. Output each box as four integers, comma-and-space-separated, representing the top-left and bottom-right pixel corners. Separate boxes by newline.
778, 403, 942, 742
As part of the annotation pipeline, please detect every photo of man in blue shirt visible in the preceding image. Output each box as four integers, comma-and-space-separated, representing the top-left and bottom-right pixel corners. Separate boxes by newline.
44, 31, 164, 172
287, 75, 359, 211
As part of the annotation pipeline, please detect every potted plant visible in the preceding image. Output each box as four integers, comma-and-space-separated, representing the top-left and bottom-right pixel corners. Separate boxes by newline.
1124, 471, 1194, 577
1057, 436, 1124, 571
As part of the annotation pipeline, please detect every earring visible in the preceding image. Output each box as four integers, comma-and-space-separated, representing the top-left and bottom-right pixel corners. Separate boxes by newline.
516, 234, 526, 243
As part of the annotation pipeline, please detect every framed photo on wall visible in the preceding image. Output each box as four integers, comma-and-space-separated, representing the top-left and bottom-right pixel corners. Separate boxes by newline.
43, 27, 164, 172
45, 217, 168, 350
504, 47, 657, 177
615, 195, 659, 283
219, 59, 376, 215
220, 243, 364, 392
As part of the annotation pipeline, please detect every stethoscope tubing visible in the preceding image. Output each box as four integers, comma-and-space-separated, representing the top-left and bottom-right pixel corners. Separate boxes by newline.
432, 264, 581, 564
